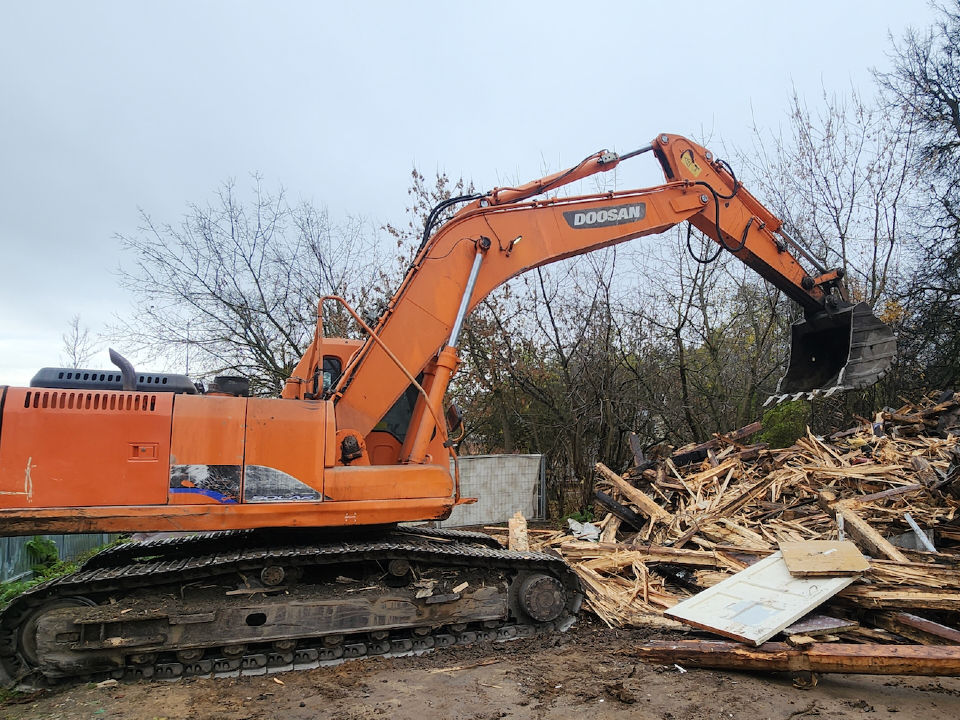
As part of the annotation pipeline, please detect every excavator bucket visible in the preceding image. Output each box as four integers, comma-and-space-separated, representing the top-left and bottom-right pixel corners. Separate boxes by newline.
770, 302, 897, 402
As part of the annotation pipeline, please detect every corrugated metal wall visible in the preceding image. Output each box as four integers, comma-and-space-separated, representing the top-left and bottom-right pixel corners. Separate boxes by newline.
0, 534, 115, 583
440, 454, 544, 527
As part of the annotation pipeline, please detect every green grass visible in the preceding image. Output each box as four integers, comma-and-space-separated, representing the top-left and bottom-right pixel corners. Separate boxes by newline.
559, 507, 595, 527
0, 536, 128, 610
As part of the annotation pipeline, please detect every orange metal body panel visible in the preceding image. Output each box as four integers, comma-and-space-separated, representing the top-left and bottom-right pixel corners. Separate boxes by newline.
0, 388, 171, 508
367, 432, 401, 466
242, 398, 326, 500
168, 394, 246, 504
170, 394, 246, 466
324, 464, 453, 502
0, 386, 456, 534
0, 497, 456, 535
324, 400, 337, 467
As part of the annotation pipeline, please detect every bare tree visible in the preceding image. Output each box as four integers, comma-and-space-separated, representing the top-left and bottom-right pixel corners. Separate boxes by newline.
739, 87, 919, 308
876, 1, 960, 388
112, 176, 386, 395
59, 315, 99, 368
876, 0, 960, 231
621, 226, 790, 444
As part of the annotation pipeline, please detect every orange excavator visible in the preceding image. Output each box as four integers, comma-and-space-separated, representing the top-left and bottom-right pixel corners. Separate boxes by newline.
0, 134, 895, 683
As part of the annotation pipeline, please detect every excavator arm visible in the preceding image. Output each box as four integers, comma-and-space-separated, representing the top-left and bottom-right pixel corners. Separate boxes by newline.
327, 134, 895, 452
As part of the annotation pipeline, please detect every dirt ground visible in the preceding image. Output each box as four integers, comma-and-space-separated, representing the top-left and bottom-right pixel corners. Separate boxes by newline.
3, 619, 960, 720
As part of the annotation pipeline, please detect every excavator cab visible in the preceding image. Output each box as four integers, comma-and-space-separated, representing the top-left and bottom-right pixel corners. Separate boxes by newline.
773, 301, 897, 401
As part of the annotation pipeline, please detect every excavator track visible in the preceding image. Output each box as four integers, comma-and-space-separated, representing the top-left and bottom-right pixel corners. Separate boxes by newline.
0, 528, 580, 685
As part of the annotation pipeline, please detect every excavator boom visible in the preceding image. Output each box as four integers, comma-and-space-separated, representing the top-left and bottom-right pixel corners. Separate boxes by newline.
332, 133, 895, 443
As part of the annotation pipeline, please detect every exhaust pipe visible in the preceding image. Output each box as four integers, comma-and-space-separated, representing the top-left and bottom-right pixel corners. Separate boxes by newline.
769, 302, 896, 404
108, 348, 137, 391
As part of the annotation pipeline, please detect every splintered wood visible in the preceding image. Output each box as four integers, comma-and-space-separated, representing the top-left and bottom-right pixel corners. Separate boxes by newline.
525, 391, 960, 654
508, 511, 529, 552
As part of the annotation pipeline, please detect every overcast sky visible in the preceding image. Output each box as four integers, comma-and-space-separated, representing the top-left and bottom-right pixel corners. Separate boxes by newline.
0, 0, 939, 385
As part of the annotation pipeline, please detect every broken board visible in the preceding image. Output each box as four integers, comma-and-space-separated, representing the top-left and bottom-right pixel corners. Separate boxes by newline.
633, 640, 960, 676
783, 614, 859, 637
664, 551, 858, 646
779, 540, 869, 576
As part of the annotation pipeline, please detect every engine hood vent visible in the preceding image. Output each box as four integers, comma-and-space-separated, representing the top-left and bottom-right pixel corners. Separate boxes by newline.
30, 367, 197, 394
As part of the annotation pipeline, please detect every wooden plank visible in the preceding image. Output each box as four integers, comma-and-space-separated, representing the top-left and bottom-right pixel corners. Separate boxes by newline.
633, 641, 960, 676
779, 541, 869, 576
636, 545, 724, 567
595, 490, 645, 531
664, 552, 857, 646
783, 614, 859, 637
671, 447, 711, 467
830, 425, 870, 440
558, 541, 722, 567
818, 491, 909, 563
868, 558, 960, 585
712, 545, 776, 558
847, 484, 923, 506
599, 514, 622, 544
595, 463, 669, 523
837, 586, 960, 611
910, 456, 939, 486
671, 422, 763, 466
867, 611, 960, 646
683, 458, 740, 487
919, 397, 958, 417
508, 511, 528, 552
729, 445, 766, 462
711, 473, 778, 519
843, 627, 904, 644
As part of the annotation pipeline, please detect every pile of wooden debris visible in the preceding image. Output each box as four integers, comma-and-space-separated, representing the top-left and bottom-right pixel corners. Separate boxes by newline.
496, 391, 960, 676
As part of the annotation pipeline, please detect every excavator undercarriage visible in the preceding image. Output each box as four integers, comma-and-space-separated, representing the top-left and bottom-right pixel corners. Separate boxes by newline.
0, 527, 580, 683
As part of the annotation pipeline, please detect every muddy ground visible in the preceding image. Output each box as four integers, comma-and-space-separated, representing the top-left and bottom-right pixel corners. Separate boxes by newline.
3, 619, 960, 720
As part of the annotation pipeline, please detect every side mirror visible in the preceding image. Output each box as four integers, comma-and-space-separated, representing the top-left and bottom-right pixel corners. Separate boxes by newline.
445, 403, 464, 435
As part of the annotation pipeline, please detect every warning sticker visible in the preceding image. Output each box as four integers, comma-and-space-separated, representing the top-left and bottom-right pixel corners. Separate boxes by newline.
680, 150, 703, 177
